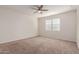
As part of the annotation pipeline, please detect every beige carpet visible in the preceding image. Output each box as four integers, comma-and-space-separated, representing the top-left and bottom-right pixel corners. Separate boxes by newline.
0, 36, 79, 54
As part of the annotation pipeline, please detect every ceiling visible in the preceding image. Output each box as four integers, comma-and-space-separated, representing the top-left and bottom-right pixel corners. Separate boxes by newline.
0, 5, 76, 17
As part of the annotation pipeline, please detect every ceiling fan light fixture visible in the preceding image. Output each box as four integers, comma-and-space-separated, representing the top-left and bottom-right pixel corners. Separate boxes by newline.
38, 11, 42, 13
32, 5, 48, 14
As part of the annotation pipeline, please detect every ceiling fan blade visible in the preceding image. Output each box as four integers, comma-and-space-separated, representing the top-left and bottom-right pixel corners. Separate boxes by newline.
32, 7, 38, 10
41, 9, 48, 11
37, 5, 43, 10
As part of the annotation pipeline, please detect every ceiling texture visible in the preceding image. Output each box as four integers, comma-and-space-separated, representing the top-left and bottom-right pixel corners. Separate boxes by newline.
0, 5, 76, 17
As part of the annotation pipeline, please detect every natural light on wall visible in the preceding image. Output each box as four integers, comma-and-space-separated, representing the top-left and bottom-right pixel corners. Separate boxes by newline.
45, 18, 60, 31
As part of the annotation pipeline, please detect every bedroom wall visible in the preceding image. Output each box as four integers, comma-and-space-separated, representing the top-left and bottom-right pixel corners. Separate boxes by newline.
38, 10, 76, 42
0, 7, 38, 43
76, 7, 79, 48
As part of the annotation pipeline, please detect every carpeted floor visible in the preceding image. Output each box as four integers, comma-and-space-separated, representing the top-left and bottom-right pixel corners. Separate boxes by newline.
0, 36, 79, 54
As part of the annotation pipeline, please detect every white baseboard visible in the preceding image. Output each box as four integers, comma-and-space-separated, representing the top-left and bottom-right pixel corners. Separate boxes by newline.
0, 34, 38, 44
40, 35, 76, 43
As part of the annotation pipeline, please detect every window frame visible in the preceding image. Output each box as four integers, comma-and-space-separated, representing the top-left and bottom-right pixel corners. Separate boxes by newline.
45, 18, 60, 32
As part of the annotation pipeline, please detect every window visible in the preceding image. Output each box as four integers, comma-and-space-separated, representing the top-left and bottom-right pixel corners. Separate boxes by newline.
45, 18, 60, 31
52, 18, 60, 31
45, 20, 52, 31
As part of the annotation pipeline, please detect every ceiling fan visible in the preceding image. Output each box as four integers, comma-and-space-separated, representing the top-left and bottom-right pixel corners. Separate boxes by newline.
32, 5, 48, 14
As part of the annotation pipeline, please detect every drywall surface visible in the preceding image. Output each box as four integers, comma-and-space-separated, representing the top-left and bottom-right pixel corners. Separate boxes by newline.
39, 10, 76, 42
0, 7, 38, 43
76, 8, 79, 48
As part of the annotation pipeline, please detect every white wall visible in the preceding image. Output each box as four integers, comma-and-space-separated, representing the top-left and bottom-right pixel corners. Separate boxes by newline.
76, 7, 79, 48
0, 7, 38, 43
38, 10, 76, 42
